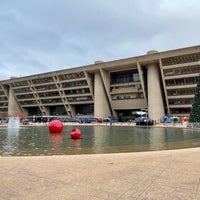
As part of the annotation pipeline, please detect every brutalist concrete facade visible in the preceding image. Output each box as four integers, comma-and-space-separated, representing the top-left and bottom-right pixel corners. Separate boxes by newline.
0, 45, 200, 122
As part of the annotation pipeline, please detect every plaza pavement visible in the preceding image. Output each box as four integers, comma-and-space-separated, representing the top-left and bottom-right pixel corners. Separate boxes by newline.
1, 147, 200, 200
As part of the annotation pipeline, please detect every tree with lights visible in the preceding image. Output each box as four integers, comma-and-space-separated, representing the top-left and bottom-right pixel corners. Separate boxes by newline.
189, 76, 200, 125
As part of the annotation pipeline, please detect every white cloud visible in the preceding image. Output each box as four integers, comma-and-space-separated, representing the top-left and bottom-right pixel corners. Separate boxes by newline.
0, 0, 200, 80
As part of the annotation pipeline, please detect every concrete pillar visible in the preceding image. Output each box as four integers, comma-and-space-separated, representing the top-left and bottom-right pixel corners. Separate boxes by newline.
147, 63, 164, 122
8, 88, 22, 116
94, 72, 111, 118
43, 106, 50, 115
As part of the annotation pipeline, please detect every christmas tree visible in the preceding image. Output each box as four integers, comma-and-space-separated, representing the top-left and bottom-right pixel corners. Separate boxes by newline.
189, 76, 200, 123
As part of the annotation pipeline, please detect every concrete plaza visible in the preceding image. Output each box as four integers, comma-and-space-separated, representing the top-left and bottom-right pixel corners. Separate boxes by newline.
0, 147, 200, 200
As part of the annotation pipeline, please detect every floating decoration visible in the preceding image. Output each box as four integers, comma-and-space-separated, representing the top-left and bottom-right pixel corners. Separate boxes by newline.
182, 116, 189, 121
70, 128, 82, 139
97, 118, 102, 123
48, 120, 64, 133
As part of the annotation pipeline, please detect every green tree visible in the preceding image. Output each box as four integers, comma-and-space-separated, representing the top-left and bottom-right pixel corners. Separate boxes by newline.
189, 76, 200, 122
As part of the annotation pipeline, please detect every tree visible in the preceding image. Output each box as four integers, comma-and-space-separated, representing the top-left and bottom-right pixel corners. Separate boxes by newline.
189, 76, 200, 122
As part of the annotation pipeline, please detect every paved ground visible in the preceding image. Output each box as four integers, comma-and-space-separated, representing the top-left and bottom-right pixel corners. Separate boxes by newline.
1, 148, 200, 200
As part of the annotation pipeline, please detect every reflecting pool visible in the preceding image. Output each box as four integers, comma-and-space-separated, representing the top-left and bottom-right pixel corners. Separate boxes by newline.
0, 125, 200, 156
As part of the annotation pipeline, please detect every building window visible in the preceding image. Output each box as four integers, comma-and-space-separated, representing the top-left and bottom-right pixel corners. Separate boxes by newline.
163, 65, 200, 76
58, 72, 85, 81
167, 88, 196, 96
75, 104, 94, 115
162, 53, 200, 66
166, 77, 198, 86
110, 69, 139, 84
32, 77, 54, 84
11, 81, 28, 87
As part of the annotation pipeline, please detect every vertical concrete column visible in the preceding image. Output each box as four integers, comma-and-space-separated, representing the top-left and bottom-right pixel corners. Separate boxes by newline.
94, 72, 111, 118
147, 63, 164, 122
8, 88, 22, 116
43, 107, 50, 115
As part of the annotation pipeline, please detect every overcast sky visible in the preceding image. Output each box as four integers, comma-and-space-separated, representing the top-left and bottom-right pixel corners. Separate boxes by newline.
0, 0, 200, 80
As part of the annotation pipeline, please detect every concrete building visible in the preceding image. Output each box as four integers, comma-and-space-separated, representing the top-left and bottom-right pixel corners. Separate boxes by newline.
0, 45, 200, 122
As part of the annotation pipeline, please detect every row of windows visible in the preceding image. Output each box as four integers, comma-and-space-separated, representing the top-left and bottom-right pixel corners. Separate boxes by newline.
111, 93, 144, 100
0, 91, 5, 95
110, 70, 140, 84
0, 108, 8, 112
0, 97, 8, 101
16, 89, 92, 100
0, 102, 8, 107
35, 84, 57, 91
163, 65, 200, 76
58, 72, 85, 81
61, 80, 88, 88
12, 80, 88, 94
16, 94, 34, 99
168, 98, 193, 105
20, 96, 92, 105
14, 87, 32, 93
10, 72, 86, 89
165, 77, 199, 86
67, 96, 93, 102
38, 91, 60, 98
10, 73, 86, 91
31, 77, 54, 84
167, 88, 196, 96
65, 88, 90, 95
110, 84, 142, 92
41, 99, 62, 104
20, 100, 37, 105
11, 80, 28, 87
162, 53, 200, 66
170, 108, 191, 114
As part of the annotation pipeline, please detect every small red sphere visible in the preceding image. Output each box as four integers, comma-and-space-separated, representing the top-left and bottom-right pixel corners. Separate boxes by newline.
48, 120, 64, 133
97, 118, 102, 123
70, 128, 82, 139
182, 116, 189, 121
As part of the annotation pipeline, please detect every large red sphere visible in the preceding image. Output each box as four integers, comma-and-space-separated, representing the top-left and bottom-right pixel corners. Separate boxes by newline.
48, 120, 64, 133
70, 128, 82, 139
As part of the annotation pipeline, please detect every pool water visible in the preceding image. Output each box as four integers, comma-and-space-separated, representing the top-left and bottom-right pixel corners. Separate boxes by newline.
0, 125, 200, 156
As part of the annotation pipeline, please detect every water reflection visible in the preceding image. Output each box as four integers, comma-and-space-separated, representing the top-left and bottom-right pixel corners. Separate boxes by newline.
0, 126, 200, 156
70, 139, 81, 148
3, 128, 19, 156
49, 133, 63, 147
93, 126, 108, 153
148, 128, 166, 151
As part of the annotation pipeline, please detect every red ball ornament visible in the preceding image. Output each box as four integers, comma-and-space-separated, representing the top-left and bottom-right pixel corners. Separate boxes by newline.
48, 120, 64, 133
70, 128, 82, 139
97, 118, 102, 123
182, 116, 189, 121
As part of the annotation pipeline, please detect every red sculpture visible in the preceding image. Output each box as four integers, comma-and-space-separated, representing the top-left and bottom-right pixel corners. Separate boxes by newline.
182, 116, 189, 121
70, 128, 82, 139
48, 120, 64, 133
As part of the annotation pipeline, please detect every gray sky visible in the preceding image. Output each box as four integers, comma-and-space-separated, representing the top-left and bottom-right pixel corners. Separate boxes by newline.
0, 0, 200, 80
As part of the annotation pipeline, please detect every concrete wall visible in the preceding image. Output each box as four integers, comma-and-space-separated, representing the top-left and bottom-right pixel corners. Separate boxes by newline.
147, 63, 165, 122
8, 88, 22, 116
94, 72, 111, 118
